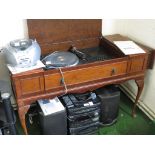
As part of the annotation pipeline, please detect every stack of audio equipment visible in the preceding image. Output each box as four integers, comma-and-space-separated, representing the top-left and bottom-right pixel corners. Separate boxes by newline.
60, 92, 101, 135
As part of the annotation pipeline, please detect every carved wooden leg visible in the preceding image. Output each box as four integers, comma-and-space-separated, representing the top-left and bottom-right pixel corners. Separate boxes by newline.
18, 105, 30, 135
132, 78, 144, 117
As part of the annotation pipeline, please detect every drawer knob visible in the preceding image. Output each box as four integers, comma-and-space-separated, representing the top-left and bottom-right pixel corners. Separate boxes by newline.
111, 68, 116, 75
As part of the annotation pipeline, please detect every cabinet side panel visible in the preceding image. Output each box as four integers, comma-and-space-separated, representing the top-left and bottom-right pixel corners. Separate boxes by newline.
129, 55, 148, 73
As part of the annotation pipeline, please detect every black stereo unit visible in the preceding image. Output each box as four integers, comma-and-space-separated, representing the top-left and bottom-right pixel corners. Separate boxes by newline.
60, 92, 101, 135
95, 85, 120, 126
69, 122, 99, 135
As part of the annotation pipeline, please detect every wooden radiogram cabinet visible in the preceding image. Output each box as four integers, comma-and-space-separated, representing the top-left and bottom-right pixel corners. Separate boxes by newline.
11, 20, 155, 134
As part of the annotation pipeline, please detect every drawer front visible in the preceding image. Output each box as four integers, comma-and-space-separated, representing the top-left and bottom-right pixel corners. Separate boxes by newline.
14, 76, 44, 98
45, 61, 127, 91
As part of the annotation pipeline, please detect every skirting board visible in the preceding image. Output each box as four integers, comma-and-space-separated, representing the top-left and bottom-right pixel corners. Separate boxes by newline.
120, 84, 155, 121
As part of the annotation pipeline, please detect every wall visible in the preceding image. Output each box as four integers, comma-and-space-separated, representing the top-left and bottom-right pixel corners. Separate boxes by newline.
0, 19, 28, 80
103, 19, 155, 119
0, 19, 28, 47
0, 19, 28, 106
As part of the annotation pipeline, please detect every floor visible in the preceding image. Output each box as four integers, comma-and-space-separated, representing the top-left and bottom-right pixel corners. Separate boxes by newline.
98, 92, 155, 135
15, 91, 155, 135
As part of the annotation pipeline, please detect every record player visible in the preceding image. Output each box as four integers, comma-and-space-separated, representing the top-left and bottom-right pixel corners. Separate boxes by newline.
10, 19, 154, 134
41, 46, 113, 69
42, 51, 80, 69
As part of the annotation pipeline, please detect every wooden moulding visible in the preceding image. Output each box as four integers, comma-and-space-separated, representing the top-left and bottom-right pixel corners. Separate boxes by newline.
19, 72, 145, 107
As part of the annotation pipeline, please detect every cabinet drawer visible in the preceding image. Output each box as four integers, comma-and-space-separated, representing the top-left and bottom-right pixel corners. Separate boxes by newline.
20, 77, 44, 95
45, 61, 127, 91
13, 74, 44, 98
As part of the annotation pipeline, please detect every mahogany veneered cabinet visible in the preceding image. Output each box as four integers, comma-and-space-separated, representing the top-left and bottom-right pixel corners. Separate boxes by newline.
11, 19, 155, 134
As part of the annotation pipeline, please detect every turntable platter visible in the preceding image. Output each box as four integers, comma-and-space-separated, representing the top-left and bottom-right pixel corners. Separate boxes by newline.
42, 51, 79, 68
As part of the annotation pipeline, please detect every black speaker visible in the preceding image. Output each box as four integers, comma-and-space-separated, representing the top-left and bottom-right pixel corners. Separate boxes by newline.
96, 85, 120, 125
0, 92, 17, 135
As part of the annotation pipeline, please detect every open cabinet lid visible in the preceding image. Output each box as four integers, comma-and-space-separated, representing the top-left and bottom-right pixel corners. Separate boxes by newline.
27, 19, 102, 55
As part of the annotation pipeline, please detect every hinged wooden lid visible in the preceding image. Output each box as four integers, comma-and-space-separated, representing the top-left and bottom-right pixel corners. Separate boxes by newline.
27, 19, 102, 55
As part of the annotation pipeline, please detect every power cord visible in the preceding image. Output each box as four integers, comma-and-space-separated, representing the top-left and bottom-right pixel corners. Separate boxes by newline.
58, 67, 68, 96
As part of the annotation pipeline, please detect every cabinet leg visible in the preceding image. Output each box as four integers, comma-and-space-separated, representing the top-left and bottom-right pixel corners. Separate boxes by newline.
18, 105, 30, 135
132, 79, 144, 117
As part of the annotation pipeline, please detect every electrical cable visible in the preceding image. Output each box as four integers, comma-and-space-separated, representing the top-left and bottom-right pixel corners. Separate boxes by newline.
0, 119, 16, 130
58, 67, 68, 96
